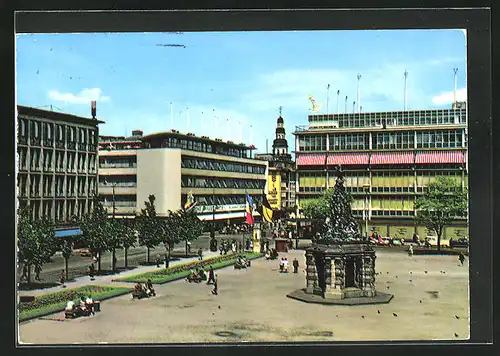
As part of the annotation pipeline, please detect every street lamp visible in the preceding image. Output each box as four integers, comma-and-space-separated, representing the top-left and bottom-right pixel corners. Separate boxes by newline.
362, 183, 370, 239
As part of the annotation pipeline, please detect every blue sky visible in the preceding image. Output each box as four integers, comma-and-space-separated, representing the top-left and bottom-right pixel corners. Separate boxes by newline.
16, 30, 466, 154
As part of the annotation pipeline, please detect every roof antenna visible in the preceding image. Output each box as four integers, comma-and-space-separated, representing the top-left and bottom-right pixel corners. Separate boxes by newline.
404, 69, 408, 111
357, 74, 361, 113
453, 68, 459, 108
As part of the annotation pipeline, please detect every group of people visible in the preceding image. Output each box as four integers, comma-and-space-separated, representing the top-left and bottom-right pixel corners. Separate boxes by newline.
265, 248, 278, 260
220, 224, 252, 235
65, 295, 96, 318
19, 263, 43, 282
234, 255, 251, 269
279, 257, 300, 274
133, 279, 156, 298
186, 266, 218, 295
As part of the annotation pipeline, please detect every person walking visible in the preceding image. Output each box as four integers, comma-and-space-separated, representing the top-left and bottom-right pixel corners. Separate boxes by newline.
459, 252, 465, 266
20, 263, 28, 281
211, 274, 218, 295
292, 258, 299, 274
34, 264, 42, 281
408, 245, 414, 257
156, 253, 161, 268
89, 263, 95, 281
60, 269, 66, 287
198, 248, 203, 261
207, 266, 215, 285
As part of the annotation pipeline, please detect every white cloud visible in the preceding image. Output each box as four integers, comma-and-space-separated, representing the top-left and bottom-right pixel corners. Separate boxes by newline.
431, 88, 467, 105
48, 88, 110, 104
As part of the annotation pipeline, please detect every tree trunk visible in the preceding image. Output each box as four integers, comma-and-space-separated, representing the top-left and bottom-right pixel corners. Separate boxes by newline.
437, 232, 441, 251
97, 251, 102, 271
112, 248, 116, 272
147, 247, 150, 264
65, 257, 69, 280
125, 247, 128, 268
165, 244, 171, 268
27, 263, 31, 284
185, 239, 188, 257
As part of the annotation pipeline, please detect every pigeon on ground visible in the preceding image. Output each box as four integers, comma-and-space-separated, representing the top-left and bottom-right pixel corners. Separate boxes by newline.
419, 300, 422, 303
212, 312, 215, 315
395, 276, 398, 278
336, 315, 339, 318
410, 272, 412, 275
425, 271, 428, 274
361, 316, 365, 319
218, 305, 221, 309
386, 286, 390, 290
387, 272, 389, 274
455, 315, 460, 319
393, 313, 398, 317
409, 280, 413, 283
377, 310, 381, 314
454, 333, 459, 337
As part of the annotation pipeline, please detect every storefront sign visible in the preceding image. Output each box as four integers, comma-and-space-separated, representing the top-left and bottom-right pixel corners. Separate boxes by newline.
267, 171, 281, 209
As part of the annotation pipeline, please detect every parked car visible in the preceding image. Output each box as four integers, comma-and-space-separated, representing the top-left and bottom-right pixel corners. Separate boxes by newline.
72, 248, 92, 257
450, 237, 469, 248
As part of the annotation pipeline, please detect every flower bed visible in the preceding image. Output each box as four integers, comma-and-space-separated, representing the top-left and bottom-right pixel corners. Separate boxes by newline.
116, 252, 263, 284
18, 285, 131, 322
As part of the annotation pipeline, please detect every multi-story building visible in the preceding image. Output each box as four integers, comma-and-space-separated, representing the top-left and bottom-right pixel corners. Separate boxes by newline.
16, 105, 102, 224
98, 131, 142, 218
255, 114, 296, 211
98, 130, 268, 224
294, 104, 468, 242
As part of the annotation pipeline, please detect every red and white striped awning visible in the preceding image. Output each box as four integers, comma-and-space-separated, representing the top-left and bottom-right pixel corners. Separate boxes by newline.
296, 153, 326, 166
370, 152, 414, 165
415, 150, 464, 164
328, 153, 370, 165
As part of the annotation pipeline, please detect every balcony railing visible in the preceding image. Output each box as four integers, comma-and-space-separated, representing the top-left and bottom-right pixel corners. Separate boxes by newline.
102, 201, 136, 207
18, 136, 28, 145
43, 139, 54, 147
99, 163, 137, 168
30, 137, 41, 146
67, 142, 76, 150
55, 140, 65, 149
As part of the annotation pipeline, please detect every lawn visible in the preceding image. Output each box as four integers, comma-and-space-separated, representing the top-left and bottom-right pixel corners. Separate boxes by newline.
18, 285, 132, 322
116, 252, 263, 284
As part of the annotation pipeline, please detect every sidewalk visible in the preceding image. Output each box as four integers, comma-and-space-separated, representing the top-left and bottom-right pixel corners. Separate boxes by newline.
18, 250, 221, 297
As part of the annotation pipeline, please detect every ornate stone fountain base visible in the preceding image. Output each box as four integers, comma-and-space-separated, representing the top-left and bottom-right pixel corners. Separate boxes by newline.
289, 242, 393, 305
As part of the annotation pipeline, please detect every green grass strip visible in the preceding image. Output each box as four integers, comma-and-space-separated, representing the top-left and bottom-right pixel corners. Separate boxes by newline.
116, 252, 262, 284
19, 285, 131, 322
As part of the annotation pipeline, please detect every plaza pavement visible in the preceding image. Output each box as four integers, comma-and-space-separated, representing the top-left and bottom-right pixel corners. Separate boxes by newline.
18, 249, 469, 344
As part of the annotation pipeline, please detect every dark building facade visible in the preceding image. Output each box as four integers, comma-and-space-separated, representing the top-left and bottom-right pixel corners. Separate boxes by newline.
16, 106, 103, 223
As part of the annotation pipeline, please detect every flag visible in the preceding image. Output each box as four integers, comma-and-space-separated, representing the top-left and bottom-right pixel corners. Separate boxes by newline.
261, 194, 274, 223
245, 193, 254, 225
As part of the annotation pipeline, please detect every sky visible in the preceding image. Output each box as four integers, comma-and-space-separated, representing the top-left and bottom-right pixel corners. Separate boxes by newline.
16, 30, 467, 154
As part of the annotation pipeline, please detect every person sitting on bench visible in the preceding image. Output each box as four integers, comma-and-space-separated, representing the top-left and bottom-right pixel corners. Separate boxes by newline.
145, 279, 156, 296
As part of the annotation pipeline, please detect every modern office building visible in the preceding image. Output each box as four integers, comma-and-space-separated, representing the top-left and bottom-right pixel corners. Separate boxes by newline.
255, 114, 296, 211
16, 105, 102, 224
98, 130, 268, 223
294, 104, 468, 242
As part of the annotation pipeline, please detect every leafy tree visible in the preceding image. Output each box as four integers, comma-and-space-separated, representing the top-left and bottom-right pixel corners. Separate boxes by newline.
137, 195, 165, 264
178, 209, 205, 256
80, 196, 110, 271
17, 207, 57, 283
119, 219, 137, 268
301, 175, 359, 244
415, 176, 468, 251
163, 210, 182, 266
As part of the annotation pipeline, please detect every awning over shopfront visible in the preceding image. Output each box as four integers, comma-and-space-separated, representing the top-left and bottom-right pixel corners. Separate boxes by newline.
415, 150, 464, 164
296, 153, 326, 166
328, 153, 370, 165
370, 151, 414, 165
55, 228, 83, 238
197, 211, 261, 221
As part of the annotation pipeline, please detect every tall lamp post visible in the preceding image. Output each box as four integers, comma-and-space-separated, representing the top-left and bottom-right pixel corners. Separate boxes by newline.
362, 183, 370, 239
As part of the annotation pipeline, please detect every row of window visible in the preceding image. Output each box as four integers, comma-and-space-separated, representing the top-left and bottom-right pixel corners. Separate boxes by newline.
159, 137, 250, 158
18, 174, 97, 198
181, 157, 267, 175
99, 156, 137, 169
308, 109, 466, 128
299, 172, 465, 188
18, 148, 97, 173
18, 199, 92, 222
297, 130, 466, 151
181, 176, 266, 190
18, 119, 98, 145
98, 176, 137, 187
192, 194, 263, 206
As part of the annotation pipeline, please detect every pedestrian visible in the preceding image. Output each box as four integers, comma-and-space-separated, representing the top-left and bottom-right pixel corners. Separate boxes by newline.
413, 232, 419, 244
249, 239, 253, 250
459, 252, 465, 266
198, 248, 203, 261
60, 269, 66, 287
293, 258, 299, 273
156, 253, 161, 267
112, 255, 117, 270
20, 263, 28, 281
187, 241, 192, 253
449, 237, 453, 248
211, 274, 218, 295
207, 266, 215, 285
89, 263, 95, 281
34, 264, 42, 281
408, 245, 414, 257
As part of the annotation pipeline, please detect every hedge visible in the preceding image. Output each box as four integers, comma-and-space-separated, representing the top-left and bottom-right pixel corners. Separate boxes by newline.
116, 252, 263, 284
18, 285, 131, 322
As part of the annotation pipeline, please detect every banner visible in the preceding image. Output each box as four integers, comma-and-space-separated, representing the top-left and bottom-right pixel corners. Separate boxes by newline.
267, 171, 281, 210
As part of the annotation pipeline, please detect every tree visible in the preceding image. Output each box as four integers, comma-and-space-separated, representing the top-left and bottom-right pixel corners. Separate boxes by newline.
17, 207, 57, 283
79, 196, 110, 271
163, 210, 182, 267
137, 195, 164, 264
106, 219, 123, 272
415, 176, 467, 251
119, 219, 137, 268
178, 209, 205, 256
302, 175, 360, 244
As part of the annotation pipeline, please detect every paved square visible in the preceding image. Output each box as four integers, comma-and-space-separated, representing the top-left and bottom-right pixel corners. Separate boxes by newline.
18, 249, 469, 343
